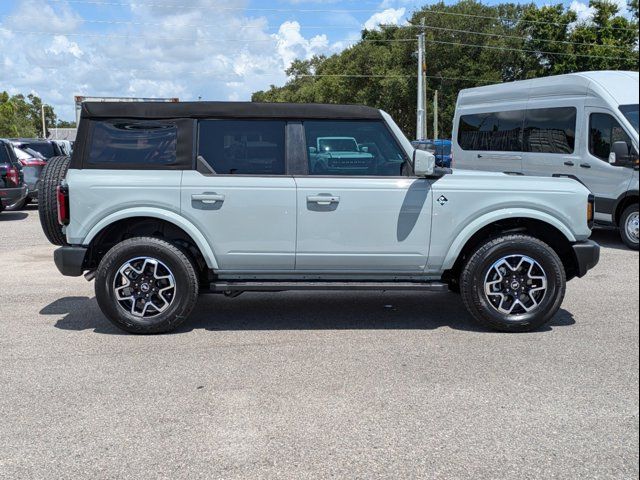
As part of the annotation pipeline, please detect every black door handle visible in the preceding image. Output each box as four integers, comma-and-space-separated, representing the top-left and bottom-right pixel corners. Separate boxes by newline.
564, 161, 575, 166
580, 163, 592, 169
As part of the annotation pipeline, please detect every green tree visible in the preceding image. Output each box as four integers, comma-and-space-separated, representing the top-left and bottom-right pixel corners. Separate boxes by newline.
253, 0, 639, 139
0, 92, 58, 138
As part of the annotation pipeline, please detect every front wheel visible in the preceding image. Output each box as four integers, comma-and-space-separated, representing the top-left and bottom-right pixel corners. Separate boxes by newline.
95, 237, 199, 334
619, 204, 639, 251
460, 234, 566, 332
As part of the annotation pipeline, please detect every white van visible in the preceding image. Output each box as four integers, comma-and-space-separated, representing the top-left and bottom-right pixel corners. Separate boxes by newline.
452, 71, 639, 249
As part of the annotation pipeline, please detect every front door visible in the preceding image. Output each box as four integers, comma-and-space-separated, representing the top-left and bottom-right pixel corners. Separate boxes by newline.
181, 119, 296, 272
578, 108, 635, 222
294, 119, 432, 273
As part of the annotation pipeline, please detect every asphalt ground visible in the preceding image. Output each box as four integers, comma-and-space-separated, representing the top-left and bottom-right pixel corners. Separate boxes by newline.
0, 207, 638, 479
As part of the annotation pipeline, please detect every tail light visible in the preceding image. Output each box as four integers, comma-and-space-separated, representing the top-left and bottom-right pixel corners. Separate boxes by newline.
57, 185, 70, 226
7, 166, 20, 186
587, 194, 595, 229
19, 158, 47, 167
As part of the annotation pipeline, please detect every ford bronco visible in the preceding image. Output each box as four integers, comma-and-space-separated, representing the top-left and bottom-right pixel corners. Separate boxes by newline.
38, 102, 600, 334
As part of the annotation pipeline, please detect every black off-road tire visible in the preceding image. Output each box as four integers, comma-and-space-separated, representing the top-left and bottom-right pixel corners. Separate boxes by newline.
95, 237, 200, 334
619, 204, 639, 251
38, 155, 70, 246
460, 234, 566, 332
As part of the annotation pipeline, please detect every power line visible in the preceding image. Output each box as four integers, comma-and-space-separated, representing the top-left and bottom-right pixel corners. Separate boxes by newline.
423, 37, 633, 60
45, 0, 640, 32
1, 27, 632, 61
2, 15, 630, 50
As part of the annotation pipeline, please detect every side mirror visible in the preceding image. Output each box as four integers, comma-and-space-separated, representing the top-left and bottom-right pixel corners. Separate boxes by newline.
359, 146, 369, 153
611, 141, 629, 164
413, 148, 435, 177
309, 147, 317, 154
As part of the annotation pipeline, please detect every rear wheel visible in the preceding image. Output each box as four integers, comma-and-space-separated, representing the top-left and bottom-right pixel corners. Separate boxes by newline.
38, 155, 70, 246
460, 234, 566, 332
95, 237, 199, 334
619, 204, 639, 250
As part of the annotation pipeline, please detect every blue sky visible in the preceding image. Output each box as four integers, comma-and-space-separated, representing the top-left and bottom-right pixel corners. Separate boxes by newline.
0, 0, 628, 120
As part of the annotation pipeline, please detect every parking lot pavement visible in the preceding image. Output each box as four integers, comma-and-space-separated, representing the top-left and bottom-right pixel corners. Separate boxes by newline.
0, 208, 638, 480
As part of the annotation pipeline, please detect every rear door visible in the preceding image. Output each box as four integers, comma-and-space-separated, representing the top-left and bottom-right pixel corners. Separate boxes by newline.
180, 119, 297, 272
294, 119, 432, 273
455, 109, 524, 174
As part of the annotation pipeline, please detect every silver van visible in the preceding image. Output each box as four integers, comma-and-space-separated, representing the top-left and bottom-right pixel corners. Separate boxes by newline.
452, 71, 639, 249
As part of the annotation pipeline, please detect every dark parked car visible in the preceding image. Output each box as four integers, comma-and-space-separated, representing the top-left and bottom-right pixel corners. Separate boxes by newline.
0, 140, 27, 213
412, 139, 453, 168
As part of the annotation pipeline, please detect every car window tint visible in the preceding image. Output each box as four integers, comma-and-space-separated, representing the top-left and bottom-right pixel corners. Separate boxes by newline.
589, 113, 634, 161
21, 142, 55, 158
457, 110, 524, 152
524, 107, 576, 154
88, 121, 178, 165
0, 145, 11, 163
304, 120, 407, 176
198, 120, 285, 175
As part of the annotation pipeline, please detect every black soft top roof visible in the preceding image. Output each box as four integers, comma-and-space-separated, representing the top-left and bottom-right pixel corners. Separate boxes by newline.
81, 101, 382, 120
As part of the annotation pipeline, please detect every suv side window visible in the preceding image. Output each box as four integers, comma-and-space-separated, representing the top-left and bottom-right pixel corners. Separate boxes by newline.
524, 107, 576, 154
457, 110, 524, 152
198, 120, 285, 175
87, 120, 178, 166
589, 113, 634, 161
303, 120, 408, 176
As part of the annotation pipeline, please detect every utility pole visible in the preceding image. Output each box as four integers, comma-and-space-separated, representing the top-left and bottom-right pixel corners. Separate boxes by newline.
433, 90, 439, 140
41, 104, 47, 139
416, 27, 425, 140
421, 18, 428, 141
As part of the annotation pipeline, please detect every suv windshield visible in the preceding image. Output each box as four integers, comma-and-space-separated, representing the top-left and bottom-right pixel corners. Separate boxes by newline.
318, 138, 358, 152
619, 104, 639, 133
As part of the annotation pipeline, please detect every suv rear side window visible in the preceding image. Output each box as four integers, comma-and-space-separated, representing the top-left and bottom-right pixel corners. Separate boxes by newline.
304, 120, 407, 176
589, 113, 634, 161
198, 120, 285, 175
87, 121, 178, 166
457, 110, 524, 152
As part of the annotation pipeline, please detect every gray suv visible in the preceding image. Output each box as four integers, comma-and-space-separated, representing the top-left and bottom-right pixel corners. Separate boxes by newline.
38, 102, 599, 334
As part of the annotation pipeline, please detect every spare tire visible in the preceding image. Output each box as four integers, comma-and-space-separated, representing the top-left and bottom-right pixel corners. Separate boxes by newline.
38, 155, 70, 246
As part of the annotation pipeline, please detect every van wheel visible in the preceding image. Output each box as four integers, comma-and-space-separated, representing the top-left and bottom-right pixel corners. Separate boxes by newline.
38, 155, 70, 246
95, 237, 199, 334
619, 204, 639, 250
460, 234, 566, 332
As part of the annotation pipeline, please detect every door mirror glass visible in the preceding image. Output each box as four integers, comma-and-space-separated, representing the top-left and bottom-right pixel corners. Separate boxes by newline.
413, 149, 435, 176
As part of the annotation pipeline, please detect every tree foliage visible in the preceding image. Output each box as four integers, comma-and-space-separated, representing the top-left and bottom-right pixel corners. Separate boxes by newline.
0, 92, 60, 138
253, 0, 639, 138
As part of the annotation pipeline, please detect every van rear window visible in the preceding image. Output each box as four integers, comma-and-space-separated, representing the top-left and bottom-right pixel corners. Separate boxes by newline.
87, 121, 178, 166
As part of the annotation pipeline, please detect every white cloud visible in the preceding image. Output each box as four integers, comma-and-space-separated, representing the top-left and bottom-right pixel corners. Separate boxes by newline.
364, 7, 406, 31
0, 0, 350, 120
569, 0, 632, 23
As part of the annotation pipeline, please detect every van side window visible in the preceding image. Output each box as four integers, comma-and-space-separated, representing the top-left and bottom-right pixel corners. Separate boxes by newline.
589, 113, 633, 161
198, 120, 285, 175
87, 121, 178, 166
457, 110, 524, 152
303, 120, 408, 176
524, 107, 576, 154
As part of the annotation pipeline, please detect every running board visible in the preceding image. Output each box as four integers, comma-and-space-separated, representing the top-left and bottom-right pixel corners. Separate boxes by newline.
210, 281, 449, 293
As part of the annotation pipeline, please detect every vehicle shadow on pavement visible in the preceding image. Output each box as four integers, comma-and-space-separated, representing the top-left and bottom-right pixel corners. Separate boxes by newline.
0, 211, 29, 221
42, 293, 576, 335
590, 229, 632, 251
